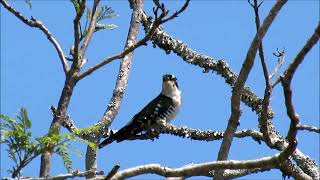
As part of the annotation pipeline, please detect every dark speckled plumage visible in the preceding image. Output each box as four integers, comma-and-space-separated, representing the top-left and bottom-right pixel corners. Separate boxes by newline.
99, 74, 181, 149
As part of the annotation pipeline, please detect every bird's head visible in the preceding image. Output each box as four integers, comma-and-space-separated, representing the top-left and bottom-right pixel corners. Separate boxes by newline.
162, 74, 180, 98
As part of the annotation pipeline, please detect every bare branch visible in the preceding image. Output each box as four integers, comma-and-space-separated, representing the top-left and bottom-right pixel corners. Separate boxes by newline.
292, 150, 319, 179
155, 0, 190, 24
121, 124, 264, 144
282, 23, 320, 82
0, 0, 69, 74
110, 148, 296, 180
211, 168, 272, 179
215, 1, 288, 179
280, 21, 320, 151
297, 124, 320, 133
248, 0, 277, 148
279, 22, 320, 179
17, 169, 104, 180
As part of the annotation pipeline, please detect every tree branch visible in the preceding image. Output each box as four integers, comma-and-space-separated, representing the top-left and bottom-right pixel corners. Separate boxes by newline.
110, 146, 297, 180
215, 1, 288, 179
297, 124, 320, 133
71, 0, 86, 70
292, 150, 319, 179
77, 0, 190, 80
16, 169, 104, 180
79, 0, 100, 57
269, 48, 285, 80
280, 22, 320, 179
117, 124, 264, 145
249, 0, 278, 149
0, 0, 69, 74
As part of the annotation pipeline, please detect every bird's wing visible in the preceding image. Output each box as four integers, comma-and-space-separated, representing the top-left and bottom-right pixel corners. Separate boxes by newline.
127, 93, 173, 131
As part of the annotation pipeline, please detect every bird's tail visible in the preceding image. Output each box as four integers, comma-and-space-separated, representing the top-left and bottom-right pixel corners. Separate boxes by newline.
98, 127, 129, 149
98, 137, 115, 149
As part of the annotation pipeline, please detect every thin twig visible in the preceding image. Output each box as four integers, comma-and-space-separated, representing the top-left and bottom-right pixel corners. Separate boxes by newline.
269, 48, 285, 79
154, 0, 190, 24
0, 0, 69, 74
249, 0, 276, 148
297, 124, 320, 133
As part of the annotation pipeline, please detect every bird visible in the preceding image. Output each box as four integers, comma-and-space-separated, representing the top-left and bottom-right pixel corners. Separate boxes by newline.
99, 74, 181, 149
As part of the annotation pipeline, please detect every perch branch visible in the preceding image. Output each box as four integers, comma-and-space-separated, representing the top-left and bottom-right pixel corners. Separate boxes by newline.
118, 124, 264, 144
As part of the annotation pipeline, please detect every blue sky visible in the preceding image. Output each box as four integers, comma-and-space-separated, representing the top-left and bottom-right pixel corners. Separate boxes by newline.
1, 1, 319, 179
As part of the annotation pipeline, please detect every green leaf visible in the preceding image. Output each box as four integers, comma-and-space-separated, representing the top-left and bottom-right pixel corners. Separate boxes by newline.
76, 137, 96, 150
69, 146, 82, 157
19, 108, 31, 129
0, 114, 17, 125
55, 144, 72, 172
95, 23, 118, 31
97, 5, 118, 22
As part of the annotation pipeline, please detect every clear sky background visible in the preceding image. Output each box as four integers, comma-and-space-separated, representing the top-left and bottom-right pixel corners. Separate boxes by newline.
1, 1, 319, 179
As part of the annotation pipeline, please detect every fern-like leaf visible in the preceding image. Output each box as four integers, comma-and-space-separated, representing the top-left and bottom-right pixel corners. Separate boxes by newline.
55, 144, 72, 172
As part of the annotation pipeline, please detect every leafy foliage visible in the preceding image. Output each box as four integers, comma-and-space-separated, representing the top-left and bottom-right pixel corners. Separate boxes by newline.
96, 5, 118, 22
1, 108, 38, 177
84, 4, 118, 39
55, 144, 72, 172
1, 108, 97, 178
70, 1, 118, 41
